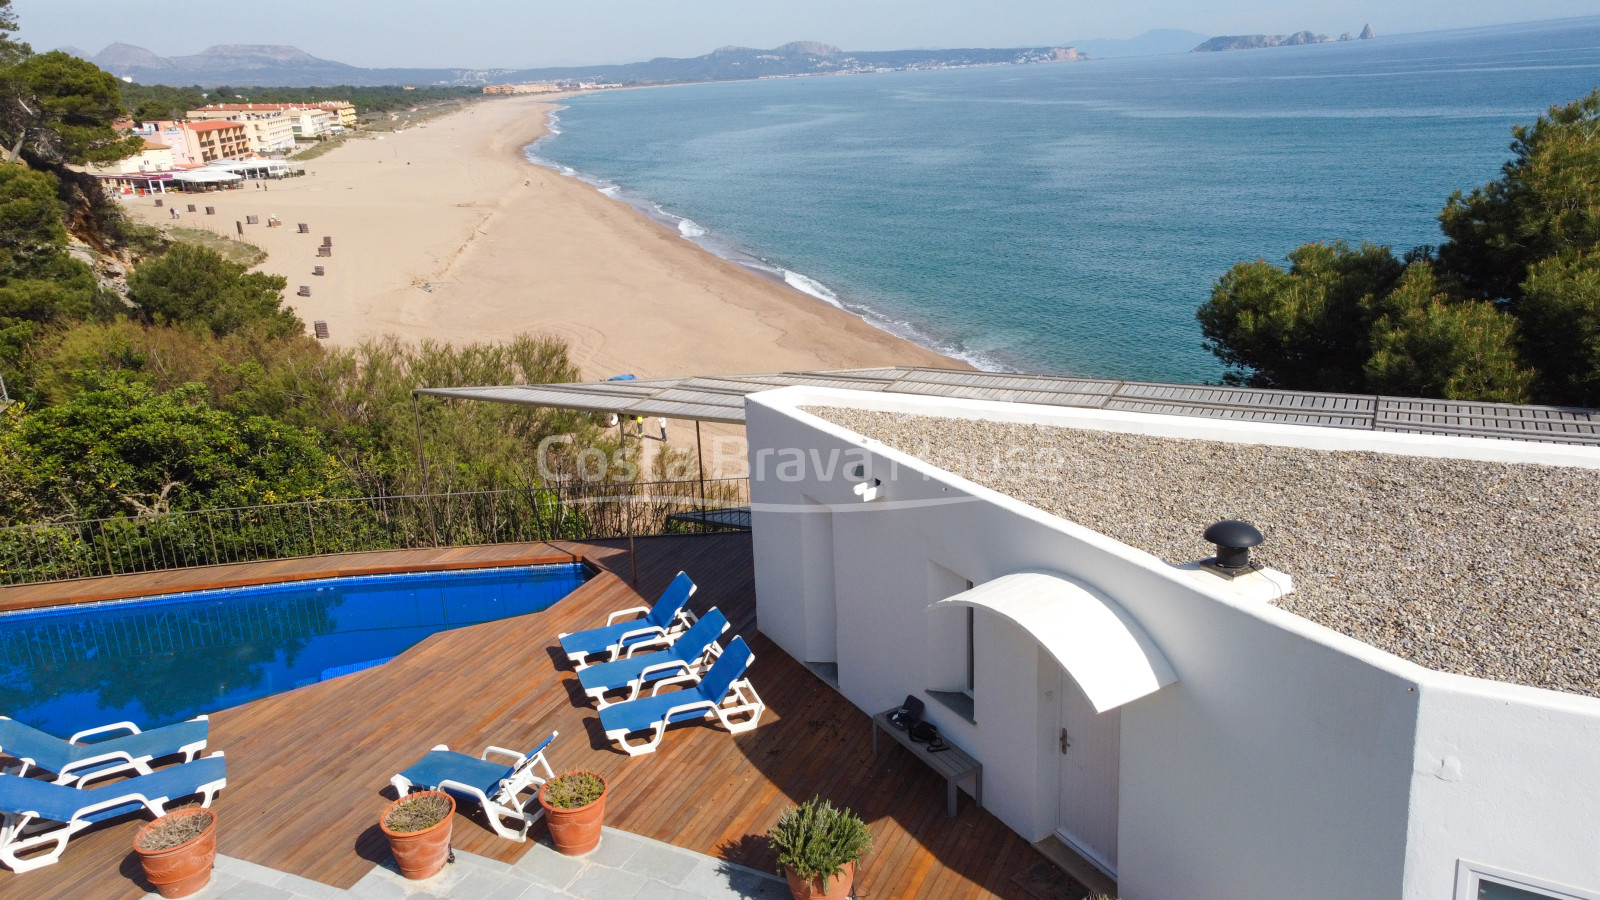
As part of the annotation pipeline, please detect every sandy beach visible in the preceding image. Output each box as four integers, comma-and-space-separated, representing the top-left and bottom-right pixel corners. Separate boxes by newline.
121, 94, 957, 381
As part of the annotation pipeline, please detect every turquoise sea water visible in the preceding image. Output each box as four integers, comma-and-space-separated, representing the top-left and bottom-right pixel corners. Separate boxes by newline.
531, 18, 1600, 383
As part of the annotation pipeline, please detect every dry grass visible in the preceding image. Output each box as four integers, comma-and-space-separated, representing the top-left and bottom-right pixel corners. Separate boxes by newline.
136, 810, 213, 852
383, 793, 451, 833
169, 227, 268, 267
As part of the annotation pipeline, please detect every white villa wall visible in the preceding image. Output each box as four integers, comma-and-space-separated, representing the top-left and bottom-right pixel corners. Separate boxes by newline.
745, 387, 1600, 900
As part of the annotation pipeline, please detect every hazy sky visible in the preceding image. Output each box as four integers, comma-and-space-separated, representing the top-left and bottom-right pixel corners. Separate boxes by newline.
15, 0, 1598, 69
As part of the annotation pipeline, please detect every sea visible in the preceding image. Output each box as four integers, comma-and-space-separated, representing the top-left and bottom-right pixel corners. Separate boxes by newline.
529, 17, 1600, 383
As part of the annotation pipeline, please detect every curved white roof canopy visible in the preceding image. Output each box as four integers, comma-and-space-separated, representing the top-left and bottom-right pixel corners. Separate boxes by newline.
929, 572, 1177, 713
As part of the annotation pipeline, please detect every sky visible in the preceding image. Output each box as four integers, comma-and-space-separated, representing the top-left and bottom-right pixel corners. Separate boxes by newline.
15, 0, 1600, 69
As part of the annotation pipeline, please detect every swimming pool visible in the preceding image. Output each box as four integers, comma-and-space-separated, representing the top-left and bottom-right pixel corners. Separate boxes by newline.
0, 563, 591, 735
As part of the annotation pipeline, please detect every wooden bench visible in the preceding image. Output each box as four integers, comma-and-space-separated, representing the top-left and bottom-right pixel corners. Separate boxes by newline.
871, 707, 982, 817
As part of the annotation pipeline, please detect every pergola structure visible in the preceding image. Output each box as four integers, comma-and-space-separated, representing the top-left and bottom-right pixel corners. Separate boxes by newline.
414, 366, 1600, 445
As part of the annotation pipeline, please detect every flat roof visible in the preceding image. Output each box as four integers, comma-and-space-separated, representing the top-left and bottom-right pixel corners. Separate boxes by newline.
416, 367, 1600, 446
814, 405, 1600, 698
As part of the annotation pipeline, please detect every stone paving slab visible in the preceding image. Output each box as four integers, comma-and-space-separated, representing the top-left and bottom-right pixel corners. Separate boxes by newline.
146, 827, 788, 900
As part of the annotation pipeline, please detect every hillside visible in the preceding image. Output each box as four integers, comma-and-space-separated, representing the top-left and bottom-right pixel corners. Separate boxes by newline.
76, 41, 1081, 88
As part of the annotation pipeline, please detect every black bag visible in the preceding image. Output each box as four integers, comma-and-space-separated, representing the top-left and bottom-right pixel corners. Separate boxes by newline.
887, 694, 924, 731
909, 720, 950, 752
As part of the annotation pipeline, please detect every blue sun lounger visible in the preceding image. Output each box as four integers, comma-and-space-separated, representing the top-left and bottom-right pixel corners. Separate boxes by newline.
577, 608, 730, 709
0, 751, 226, 873
391, 732, 558, 842
598, 637, 764, 757
558, 571, 698, 669
0, 715, 210, 785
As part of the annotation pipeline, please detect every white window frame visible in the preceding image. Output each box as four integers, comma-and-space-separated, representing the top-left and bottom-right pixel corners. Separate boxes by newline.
1455, 860, 1600, 900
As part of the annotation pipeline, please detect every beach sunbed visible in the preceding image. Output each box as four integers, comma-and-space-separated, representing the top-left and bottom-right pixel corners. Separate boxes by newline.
558, 571, 698, 669
577, 608, 730, 709
598, 637, 763, 757
0, 715, 210, 785
390, 732, 558, 842
0, 751, 227, 873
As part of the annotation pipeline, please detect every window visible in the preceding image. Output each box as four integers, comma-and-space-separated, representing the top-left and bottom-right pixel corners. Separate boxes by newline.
1457, 862, 1600, 900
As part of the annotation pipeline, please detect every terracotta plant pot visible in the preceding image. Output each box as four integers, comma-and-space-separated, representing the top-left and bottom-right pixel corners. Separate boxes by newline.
380, 790, 455, 880
134, 808, 218, 899
784, 861, 855, 900
538, 772, 607, 855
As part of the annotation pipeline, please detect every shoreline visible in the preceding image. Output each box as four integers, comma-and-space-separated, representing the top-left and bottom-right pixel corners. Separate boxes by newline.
121, 93, 963, 382
524, 101, 998, 371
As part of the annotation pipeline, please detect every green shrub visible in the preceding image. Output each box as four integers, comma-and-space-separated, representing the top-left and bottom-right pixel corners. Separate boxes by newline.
542, 772, 605, 809
767, 796, 872, 881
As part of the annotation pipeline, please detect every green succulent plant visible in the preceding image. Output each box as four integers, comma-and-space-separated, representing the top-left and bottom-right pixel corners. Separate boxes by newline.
767, 796, 872, 881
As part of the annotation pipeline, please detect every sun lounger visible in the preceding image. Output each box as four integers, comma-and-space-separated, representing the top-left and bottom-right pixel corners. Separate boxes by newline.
598, 636, 764, 757
0, 751, 226, 873
390, 732, 557, 842
577, 608, 730, 709
0, 715, 210, 785
558, 571, 698, 669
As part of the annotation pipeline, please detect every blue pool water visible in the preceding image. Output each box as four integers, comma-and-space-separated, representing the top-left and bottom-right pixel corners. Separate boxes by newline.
0, 563, 590, 736
532, 17, 1600, 382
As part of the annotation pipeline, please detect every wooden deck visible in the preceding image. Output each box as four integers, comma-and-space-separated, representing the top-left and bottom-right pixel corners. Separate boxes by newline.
0, 535, 1083, 900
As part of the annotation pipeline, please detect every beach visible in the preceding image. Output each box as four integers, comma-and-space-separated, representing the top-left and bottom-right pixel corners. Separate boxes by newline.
120, 94, 957, 382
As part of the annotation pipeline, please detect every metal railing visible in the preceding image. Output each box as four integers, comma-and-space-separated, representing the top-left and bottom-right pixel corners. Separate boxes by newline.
0, 478, 749, 587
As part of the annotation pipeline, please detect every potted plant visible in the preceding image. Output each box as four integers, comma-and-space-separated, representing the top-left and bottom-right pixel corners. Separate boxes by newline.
134, 807, 218, 899
538, 771, 607, 855
768, 796, 873, 900
379, 790, 454, 880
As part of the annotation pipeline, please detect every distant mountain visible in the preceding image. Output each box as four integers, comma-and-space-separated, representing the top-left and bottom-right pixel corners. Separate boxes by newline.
1068, 29, 1209, 58
495, 42, 1079, 85
54, 45, 87, 58
1192, 31, 1333, 52
78, 41, 1081, 88
82, 43, 510, 87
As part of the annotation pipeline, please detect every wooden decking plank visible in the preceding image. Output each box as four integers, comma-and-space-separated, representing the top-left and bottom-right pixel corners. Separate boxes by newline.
0, 534, 1068, 899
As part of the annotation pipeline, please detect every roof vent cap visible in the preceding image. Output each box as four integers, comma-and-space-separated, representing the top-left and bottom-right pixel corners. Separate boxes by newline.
1201, 519, 1264, 577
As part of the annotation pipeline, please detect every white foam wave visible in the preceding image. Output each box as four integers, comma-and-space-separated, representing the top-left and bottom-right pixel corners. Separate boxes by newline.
781, 270, 844, 308
677, 218, 707, 238
599, 185, 621, 198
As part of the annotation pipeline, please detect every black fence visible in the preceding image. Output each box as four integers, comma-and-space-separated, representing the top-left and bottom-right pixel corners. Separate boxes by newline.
0, 479, 749, 586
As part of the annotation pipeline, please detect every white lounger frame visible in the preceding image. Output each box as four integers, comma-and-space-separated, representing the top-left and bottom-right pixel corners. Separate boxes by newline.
561, 607, 699, 671
604, 678, 765, 757
389, 734, 558, 842
585, 639, 725, 711
1, 715, 210, 785
0, 751, 227, 873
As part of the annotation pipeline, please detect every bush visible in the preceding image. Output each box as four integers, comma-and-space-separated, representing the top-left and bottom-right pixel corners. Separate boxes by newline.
767, 796, 872, 882
541, 772, 605, 809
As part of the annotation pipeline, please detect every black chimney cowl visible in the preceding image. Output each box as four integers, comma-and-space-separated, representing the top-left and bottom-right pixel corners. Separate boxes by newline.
1203, 520, 1264, 571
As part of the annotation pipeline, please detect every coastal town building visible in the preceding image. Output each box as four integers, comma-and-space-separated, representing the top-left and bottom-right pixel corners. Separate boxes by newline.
314, 100, 358, 129
185, 105, 296, 154
85, 136, 176, 189
178, 120, 251, 163
482, 83, 561, 94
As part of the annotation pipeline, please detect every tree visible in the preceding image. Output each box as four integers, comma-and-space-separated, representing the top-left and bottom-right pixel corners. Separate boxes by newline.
0, 51, 139, 166
1438, 91, 1600, 308
0, 164, 110, 397
1200, 90, 1600, 406
0, 375, 350, 524
126, 243, 299, 339
1197, 241, 1404, 391
1363, 262, 1533, 402
1518, 252, 1600, 406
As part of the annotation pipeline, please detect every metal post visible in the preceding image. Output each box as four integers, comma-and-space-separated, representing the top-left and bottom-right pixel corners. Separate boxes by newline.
620, 416, 638, 585
412, 392, 431, 493
695, 420, 707, 533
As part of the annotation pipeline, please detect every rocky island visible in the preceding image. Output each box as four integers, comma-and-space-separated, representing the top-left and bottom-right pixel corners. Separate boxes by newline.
1193, 25, 1373, 52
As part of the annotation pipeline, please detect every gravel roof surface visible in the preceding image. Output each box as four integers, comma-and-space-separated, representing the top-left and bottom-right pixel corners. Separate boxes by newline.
811, 407, 1600, 698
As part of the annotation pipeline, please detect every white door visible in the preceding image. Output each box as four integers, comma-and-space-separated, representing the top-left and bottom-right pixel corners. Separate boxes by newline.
1057, 670, 1121, 877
